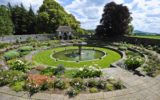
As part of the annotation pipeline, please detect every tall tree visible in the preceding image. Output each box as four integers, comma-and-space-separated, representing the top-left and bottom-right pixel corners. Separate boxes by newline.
9, 4, 28, 35
27, 6, 36, 34
37, 0, 83, 34
96, 2, 132, 37
9, 3, 36, 35
0, 5, 13, 36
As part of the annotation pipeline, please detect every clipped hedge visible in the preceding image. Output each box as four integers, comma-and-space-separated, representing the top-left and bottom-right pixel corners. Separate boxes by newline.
4, 51, 20, 60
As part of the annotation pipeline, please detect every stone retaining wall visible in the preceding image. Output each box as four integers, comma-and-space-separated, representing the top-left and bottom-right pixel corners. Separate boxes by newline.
0, 34, 55, 43
120, 36, 160, 46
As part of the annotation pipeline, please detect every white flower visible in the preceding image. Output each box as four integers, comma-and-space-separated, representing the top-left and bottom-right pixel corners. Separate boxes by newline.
79, 68, 83, 71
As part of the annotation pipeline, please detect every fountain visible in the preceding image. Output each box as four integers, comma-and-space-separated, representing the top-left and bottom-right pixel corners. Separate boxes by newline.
74, 42, 87, 55
52, 42, 105, 61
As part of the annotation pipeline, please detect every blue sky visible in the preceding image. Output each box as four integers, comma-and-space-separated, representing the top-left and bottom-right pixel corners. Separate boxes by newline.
0, 0, 160, 33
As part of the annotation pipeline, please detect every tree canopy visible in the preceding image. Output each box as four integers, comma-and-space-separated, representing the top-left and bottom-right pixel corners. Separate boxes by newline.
0, 5, 13, 36
8, 3, 36, 35
37, 0, 84, 34
96, 2, 132, 38
0, 0, 87, 36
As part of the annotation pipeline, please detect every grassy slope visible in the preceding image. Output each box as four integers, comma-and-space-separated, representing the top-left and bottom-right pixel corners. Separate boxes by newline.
33, 46, 121, 68
131, 35, 160, 39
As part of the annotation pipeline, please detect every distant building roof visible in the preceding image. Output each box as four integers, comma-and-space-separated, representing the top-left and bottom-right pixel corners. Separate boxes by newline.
56, 26, 73, 32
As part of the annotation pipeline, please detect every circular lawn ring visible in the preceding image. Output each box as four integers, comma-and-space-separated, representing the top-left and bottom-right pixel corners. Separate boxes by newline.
33, 46, 121, 68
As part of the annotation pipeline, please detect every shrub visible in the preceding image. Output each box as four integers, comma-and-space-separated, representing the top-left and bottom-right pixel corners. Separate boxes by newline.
0, 43, 9, 49
54, 79, 67, 89
18, 46, 33, 52
69, 78, 85, 91
97, 80, 106, 89
66, 88, 79, 97
40, 67, 55, 76
85, 79, 98, 88
118, 46, 127, 51
54, 65, 65, 75
18, 46, 33, 57
10, 60, 29, 72
89, 87, 99, 93
4, 51, 20, 60
106, 83, 114, 91
113, 80, 124, 89
73, 66, 102, 78
25, 74, 53, 95
10, 81, 25, 92
125, 56, 143, 70
34, 66, 45, 71
0, 70, 26, 86
41, 65, 65, 76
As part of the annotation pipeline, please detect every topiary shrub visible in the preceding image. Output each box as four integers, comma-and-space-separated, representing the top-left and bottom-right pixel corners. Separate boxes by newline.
4, 51, 20, 61
89, 87, 99, 93
106, 83, 114, 91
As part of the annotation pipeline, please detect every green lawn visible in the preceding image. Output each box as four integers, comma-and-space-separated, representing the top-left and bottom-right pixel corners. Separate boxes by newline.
32, 46, 121, 68
131, 35, 160, 39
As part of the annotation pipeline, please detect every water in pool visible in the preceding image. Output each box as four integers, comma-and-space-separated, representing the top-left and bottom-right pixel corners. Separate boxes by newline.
52, 49, 105, 61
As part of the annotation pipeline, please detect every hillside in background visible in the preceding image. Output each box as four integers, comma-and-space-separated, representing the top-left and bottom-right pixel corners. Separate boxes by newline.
133, 30, 160, 36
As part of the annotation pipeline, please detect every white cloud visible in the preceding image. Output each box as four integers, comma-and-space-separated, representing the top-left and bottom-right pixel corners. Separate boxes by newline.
0, 0, 43, 12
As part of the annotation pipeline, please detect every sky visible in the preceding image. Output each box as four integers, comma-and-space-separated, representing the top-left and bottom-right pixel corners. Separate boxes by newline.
0, 0, 160, 33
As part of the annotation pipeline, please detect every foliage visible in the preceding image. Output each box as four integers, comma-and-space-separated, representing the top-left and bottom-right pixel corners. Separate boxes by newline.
125, 56, 143, 70
10, 60, 29, 72
54, 79, 67, 89
85, 79, 98, 88
54, 65, 65, 75
69, 78, 85, 91
37, 0, 84, 34
18, 46, 33, 52
106, 83, 114, 91
25, 74, 53, 95
8, 3, 36, 35
10, 81, 25, 92
89, 87, 99, 93
41, 65, 65, 76
40, 67, 55, 76
73, 66, 102, 78
96, 2, 132, 37
0, 70, 25, 86
0, 43, 9, 49
66, 88, 79, 97
4, 51, 20, 61
0, 5, 13, 36
113, 80, 125, 89
18, 46, 33, 56
97, 80, 106, 89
